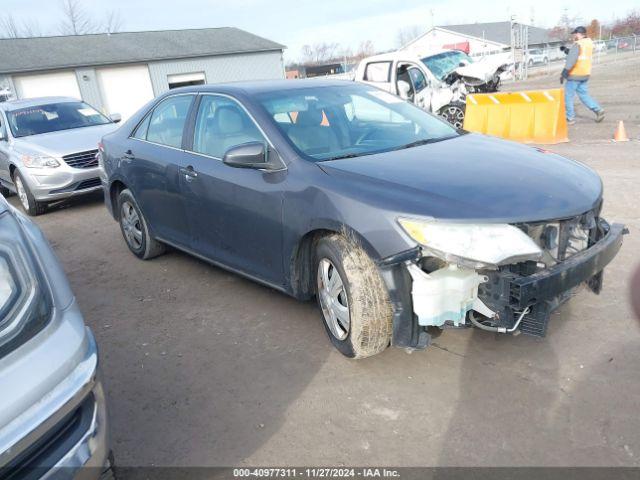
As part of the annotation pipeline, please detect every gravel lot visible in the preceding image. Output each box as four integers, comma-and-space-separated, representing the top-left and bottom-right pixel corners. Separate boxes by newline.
9, 53, 640, 468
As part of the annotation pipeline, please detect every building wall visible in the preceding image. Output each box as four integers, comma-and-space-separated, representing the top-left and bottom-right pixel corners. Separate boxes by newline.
0, 74, 16, 100
147, 50, 284, 95
75, 68, 104, 110
404, 29, 506, 56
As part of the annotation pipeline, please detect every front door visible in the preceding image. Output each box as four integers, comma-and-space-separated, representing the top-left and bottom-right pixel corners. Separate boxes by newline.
181, 94, 286, 285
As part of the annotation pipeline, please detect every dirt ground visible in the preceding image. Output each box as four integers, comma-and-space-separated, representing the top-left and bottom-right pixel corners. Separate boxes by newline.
10, 53, 640, 468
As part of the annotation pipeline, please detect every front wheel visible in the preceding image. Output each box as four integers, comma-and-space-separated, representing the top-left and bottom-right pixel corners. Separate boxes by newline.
14, 170, 46, 216
439, 102, 466, 129
314, 234, 392, 359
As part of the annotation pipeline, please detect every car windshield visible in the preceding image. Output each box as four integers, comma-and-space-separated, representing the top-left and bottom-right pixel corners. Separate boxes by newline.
421, 51, 473, 80
257, 84, 459, 162
7, 101, 111, 138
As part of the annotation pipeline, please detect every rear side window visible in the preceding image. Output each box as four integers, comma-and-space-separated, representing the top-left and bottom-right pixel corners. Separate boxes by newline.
132, 114, 151, 140
364, 62, 391, 82
146, 95, 194, 148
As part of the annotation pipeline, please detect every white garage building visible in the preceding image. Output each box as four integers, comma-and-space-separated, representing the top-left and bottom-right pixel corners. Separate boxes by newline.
402, 21, 560, 57
0, 27, 285, 120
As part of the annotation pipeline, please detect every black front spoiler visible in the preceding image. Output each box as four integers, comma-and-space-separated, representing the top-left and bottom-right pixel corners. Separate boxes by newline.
510, 223, 626, 309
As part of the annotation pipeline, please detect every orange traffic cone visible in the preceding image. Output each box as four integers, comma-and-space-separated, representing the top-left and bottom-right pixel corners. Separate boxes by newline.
613, 121, 629, 142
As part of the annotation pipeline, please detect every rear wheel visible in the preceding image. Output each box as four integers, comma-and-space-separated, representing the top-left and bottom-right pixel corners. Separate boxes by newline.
118, 189, 165, 260
14, 170, 46, 216
314, 234, 392, 359
439, 102, 466, 129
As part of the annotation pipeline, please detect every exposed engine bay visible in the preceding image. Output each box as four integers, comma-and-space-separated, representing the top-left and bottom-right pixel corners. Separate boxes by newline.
406, 208, 626, 338
443, 62, 508, 94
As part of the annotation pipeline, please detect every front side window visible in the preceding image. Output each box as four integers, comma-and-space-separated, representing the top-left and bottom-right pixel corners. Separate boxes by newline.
146, 95, 194, 148
7, 101, 111, 138
408, 67, 428, 92
259, 84, 458, 162
192, 95, 265, 159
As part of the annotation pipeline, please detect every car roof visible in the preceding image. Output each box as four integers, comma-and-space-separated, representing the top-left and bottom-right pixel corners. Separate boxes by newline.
168, 78, 359, 96
0, 96, 80, 112
358, 49, 453, 63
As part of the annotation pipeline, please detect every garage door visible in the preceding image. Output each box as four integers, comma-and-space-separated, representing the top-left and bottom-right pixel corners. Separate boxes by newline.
14, 71, 81, 100
97, 65, 155, 121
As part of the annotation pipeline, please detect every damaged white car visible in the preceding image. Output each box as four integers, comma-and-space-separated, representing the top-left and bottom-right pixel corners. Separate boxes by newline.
354, 49, 508, 127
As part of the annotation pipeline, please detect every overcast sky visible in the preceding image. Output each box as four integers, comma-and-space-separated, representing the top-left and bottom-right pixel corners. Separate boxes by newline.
3, 0, 638, 60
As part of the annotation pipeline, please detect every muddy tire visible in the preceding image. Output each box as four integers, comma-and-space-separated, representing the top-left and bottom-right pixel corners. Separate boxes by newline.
314, 234, 392, 359
439, 102, 466, 129
117, 189, 165, 260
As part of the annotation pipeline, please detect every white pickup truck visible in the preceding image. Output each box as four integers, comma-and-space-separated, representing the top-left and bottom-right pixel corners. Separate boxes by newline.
354, 50, 508, 128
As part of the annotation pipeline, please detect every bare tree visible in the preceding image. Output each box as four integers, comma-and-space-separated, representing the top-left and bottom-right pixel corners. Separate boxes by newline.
0, 15, 20, 38
354, 40, 375, 61
59, 0, 98, 35
299, 42, 340, 65
103, 10, 124, 34
0, 14, 43, 38
395, 25, 424, 48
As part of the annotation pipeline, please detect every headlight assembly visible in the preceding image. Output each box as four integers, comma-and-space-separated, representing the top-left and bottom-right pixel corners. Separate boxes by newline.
21, 154, 61, 168
0, 211, 52, 357
398, 218, 543, 269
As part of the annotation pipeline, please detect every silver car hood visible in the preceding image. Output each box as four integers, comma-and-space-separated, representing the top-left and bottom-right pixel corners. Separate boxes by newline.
12, 123, 119, 157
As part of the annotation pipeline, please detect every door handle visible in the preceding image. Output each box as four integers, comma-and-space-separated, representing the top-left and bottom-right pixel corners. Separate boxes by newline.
180, 165, 198, 182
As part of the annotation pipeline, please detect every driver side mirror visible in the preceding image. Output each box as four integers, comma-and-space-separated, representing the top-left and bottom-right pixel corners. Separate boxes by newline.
223, 142, 282, 171
110, 113, 122, 124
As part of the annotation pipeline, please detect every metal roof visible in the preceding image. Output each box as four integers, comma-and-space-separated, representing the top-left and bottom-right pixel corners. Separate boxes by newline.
437, 21, 555, 46
0, 27, 285, 75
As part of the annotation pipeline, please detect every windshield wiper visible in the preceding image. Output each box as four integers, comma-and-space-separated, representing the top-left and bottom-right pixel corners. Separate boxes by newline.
396, 138, 440, 150
322, 153, 363, 161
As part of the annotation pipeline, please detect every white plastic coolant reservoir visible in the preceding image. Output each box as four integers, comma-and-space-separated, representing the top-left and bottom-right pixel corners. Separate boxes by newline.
407, 263, 487, 327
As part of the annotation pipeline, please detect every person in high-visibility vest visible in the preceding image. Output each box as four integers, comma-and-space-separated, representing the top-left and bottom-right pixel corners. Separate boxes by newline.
561, 26, 605, 125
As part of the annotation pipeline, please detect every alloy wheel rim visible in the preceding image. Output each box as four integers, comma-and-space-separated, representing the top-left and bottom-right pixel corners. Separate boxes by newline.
443, 106, 465, 129
15, 176, 29, 210
120, 201, 143, 250
317, 258, 350, 341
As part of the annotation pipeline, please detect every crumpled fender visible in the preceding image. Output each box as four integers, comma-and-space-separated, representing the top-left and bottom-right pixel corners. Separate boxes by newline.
430, 88, 457, 113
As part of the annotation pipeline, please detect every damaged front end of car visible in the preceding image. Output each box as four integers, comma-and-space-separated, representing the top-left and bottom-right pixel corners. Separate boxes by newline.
379, 207, 626, 350
443, 62, 508, 94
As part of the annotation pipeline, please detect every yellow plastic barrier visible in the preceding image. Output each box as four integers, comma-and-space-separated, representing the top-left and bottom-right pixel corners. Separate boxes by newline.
463, 88, 569, 144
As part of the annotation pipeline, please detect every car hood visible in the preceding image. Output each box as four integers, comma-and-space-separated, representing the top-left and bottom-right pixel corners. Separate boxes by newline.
12, 123, 118, 157
454, 58, 506, 81
318, 133, 603, 223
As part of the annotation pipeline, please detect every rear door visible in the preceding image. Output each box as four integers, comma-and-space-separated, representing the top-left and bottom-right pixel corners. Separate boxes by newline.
125, 93, 196, 247
181, 94, 286, 285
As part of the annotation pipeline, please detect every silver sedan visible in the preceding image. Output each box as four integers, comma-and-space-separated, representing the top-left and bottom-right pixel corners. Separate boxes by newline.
0, 97, 120, 215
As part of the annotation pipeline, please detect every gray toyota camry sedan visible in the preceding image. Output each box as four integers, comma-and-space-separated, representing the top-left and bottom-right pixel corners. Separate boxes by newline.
0, 97, 120, 216
0, 195, 112, 477
100, 79, 625, 359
